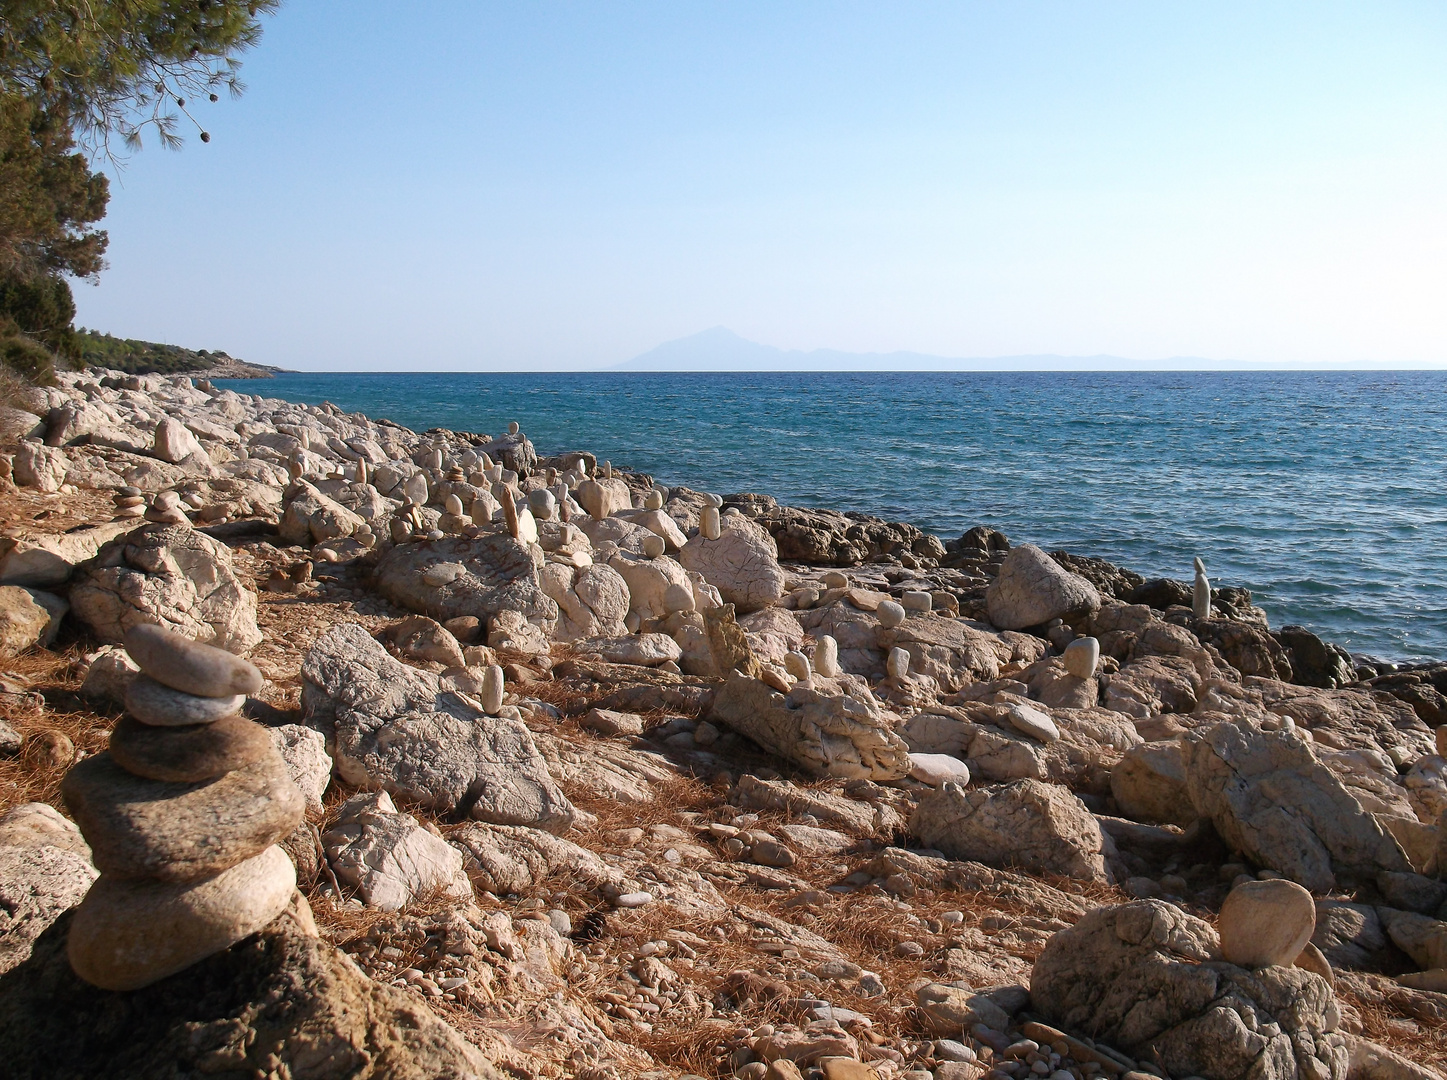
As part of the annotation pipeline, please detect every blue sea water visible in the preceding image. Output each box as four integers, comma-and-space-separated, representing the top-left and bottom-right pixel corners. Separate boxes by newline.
216, 370, 1447, 663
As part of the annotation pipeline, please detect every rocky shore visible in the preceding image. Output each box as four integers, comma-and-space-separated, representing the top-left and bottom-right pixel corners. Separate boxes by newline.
0, 368, 1444, 1080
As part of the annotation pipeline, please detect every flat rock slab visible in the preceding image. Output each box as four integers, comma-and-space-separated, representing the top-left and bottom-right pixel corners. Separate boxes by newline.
62, 750, 303, 882
123, 675, 244, 727
124, 623, 263, 698
301, 623, 575, 833
108, 714, 274, 783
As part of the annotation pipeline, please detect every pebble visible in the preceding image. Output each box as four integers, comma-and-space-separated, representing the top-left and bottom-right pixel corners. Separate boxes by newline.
123, 675, 244, 727
108, 713, 274, 783
612, 891, 654, 908
934, 1040, 977, 1062
62, 749, 305, 883
1005, 703, 1060, 743
783, 651, 812, 681
876, 600, 906, 628
1062, 635, 1100, 679
124, 624, 263, 698
480, 664, 504, 715
66, 845, 295, 991
644, 489, 665, 510
1218, 877, 1317, 968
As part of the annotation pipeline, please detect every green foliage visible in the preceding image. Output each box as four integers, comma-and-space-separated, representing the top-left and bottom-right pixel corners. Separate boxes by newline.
76, 328, 235, 374
0, 0, 281, 154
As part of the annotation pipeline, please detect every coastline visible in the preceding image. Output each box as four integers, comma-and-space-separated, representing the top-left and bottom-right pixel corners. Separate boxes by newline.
0, 367, 1443, 1075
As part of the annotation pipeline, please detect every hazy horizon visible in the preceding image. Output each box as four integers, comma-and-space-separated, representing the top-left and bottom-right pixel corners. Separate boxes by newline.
73, 3, 1447, 371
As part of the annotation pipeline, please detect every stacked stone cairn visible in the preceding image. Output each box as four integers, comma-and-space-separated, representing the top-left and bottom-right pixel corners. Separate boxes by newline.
61, 623, 305, 991
112, 485, 145, 520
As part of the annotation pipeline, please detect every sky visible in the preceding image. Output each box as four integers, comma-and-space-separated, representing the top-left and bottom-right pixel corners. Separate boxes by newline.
73, 1, 1447, 371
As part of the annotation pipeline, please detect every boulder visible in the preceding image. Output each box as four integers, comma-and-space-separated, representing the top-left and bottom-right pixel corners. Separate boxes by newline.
910, 779, 1112, 883
1193, 618, 1292, 680
69, 524, 262, 653
78, 645, 139, 703
373, 533, 556, 631
386, 615, 466, 669
11, 441, 68, 492
985, 544, 1101, 631
876, 614, 1009, 691
707, 670, 911, 781
302, 624, 574, 832
0, 905, 497, 1079
278, 480, 365, 546
1183, 721, 1410, 893
677, 514, 786, 614
153, 418, 205, 464
1111, 741, 1195, 826
0, 522, 134, 588
321, 792, 471, 911
1030, 899, 1347, 1080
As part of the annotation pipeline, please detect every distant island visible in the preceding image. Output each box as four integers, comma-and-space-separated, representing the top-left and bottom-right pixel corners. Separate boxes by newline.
612, 326, 1339, 372
77, 329, 285, 379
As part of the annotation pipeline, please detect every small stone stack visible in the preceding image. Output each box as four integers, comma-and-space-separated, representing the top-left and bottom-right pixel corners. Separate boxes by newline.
112, 486, 145, 519
61, 623, 305, 991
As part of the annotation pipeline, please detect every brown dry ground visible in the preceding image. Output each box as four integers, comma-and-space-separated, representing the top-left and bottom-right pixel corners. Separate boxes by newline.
1, 480, 1443, 1075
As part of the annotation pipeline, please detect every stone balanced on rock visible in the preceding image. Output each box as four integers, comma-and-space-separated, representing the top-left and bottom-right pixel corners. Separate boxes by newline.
61, 623, 305, 991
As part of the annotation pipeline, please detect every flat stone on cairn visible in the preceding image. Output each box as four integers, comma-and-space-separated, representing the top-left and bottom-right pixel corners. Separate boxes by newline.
62, 623, 302, 991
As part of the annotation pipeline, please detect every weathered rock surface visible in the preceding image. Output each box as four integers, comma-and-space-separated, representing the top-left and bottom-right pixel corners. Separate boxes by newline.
1111, 740, 1195, 826
0, 585, 55, 655
1031, 899, 1348, 1080
268, 724, 332, 812
70, 525, 262, 652
985, 544, 1101, 630
677, 514, 786, 614
0, 905, 496, 1079
302, 624, 575, 832
876, 614, 1009, 691
373, 533, 557, 631
1183, 721, 1410, 892
910, 779, 1112, 883
0, 805, 98, 976
707, 671, 911, 781
450, 821, 621, 896
321, 792, 471, 911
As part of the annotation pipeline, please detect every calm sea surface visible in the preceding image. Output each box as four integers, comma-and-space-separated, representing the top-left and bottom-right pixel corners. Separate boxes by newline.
216, 371, 1447, 663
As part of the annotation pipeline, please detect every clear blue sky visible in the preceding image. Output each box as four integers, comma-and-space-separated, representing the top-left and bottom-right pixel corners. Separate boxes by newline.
74, 2, 1447, 370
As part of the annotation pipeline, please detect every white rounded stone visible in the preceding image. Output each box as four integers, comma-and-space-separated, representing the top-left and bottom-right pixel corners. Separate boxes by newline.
644, 489, 664, 510
1193, 557, 1211, 619
700, 506, 721, 541
443, 494, 464, 517
887, 647, 911, 682
820, 571, 848, 590
480, 664, 504, 716
902, 590, 932, 612
1062, 636, 1100, 679
908, 753, 971, 787
508, 421, 519, 435
813, 635, 841, 678
877, 600, 906, 629
1005, 703, 1060, 743
642, 534, 666, 559
783, 651, 812, 681
528, 488, 557, 521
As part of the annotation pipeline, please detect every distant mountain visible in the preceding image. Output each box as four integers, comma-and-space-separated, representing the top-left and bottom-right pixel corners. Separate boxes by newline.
613, 326, 1241, 372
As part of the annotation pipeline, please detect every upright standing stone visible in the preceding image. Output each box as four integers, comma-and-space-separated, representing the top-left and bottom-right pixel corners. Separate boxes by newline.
700, 506, 721, 541
1062, 636, 1100, 679
1193, 557, 1211, 619
814, 634, 842, 677
1218, 878, 1317, 968
499, 486, 520, 539
480, 664, 505, 716
887, 647, 911, 683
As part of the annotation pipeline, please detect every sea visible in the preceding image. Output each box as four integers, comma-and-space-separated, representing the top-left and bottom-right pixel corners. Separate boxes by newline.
215, 370, 1447, 664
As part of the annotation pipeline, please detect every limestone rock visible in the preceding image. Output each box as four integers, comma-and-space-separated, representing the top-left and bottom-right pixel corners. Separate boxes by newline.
1218, 878, 1318, 968
707, 670, 911, 781
12, 441, 68, 492
580, 708, 645, 737
1063, 635, 1100, 678
321, 792, 471, 911
1031, 899, 1347, 1080
2, 901, 497, 1079
268, 724, 332, 812
908, 752, 972, 787
985, 544, 1101, 631
1183, 720, 1410, 892
911, 779, 1112, 882
386, 615, 466, 669
876, 613, 1009, 691
278, 479, 365, 546
78, 645, 139, 703
0, 586, 54, 656
301, 624, 575, 832
1111, 741, 1195, 826
0, 838, 97, 976
70, 525, 262, 653
0, 522, 133, 589
677, 514, 786, 614
108, 713, 274, 783
0, 802, 90, 860
153, 418, 205, 464
62, 750, 304, 882
373, 533, 556, 631
67, 845, 296, 992
450, 821, 621, 896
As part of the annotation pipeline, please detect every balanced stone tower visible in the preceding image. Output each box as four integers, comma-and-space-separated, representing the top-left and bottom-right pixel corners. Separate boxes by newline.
61, 624, 305, 991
